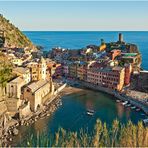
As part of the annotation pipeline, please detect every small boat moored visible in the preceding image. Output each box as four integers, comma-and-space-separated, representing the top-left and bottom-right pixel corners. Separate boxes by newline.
143, 119, 148, 126
122, 101, 128, 105
87, 109, 95, 116
126, 104, 131, 107
136, 108, 141, 112
116, 100, 120, 103
131, 106, 136, 109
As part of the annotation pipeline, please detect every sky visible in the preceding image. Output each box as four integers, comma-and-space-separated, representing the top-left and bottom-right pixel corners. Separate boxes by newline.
0, 1, 148, 31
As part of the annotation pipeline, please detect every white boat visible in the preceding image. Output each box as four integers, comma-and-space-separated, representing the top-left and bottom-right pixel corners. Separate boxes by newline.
122, 101, 128, 105
126, 104, 131, 107
141, 113, 146, 116
116, 100, 120, 103
131, 106, 136, 109
87, 109, 94, 116
143, 119, 148, 126
136, 108, 141, 111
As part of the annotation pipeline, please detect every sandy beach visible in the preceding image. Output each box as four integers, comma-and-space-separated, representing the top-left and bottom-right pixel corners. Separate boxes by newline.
61, 86, 84, 95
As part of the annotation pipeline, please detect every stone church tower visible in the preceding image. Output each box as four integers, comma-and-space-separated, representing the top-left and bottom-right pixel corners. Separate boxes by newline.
38, 57, 47, 80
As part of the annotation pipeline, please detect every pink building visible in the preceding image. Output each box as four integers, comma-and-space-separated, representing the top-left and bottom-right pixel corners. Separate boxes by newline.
87, 66, 125, 91
87, 69, 103, 85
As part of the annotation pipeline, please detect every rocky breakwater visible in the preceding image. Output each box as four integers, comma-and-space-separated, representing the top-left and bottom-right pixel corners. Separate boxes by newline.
1, 94, 62, 147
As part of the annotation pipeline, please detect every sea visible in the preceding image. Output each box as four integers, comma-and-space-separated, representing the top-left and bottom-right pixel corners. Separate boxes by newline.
24, 31, 148, 70
12, 31, 148, 146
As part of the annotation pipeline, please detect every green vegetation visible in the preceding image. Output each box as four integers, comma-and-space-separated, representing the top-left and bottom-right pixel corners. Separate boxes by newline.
25, 119, 148, 147
0, 53, 13, 89
0, 14, 36, 50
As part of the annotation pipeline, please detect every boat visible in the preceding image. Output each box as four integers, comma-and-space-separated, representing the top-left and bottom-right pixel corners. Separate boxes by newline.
87, 109, 94, 116
141, 113, 146, 116
143, 119, 148, 126
122, 101, 128, 105
116, 100, 120, 103
131, 106, 136, 109
136, 108, 141, 111
126, 104, 131, 107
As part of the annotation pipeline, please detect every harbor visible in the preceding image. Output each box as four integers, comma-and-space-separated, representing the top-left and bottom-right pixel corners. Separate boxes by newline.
10, 87, 147, 146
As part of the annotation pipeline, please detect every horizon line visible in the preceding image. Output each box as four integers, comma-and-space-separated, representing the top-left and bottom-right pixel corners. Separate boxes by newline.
22, 30, 148, 32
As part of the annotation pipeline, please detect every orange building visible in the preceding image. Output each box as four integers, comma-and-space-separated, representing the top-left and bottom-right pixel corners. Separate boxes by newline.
124, 64, 132, 86
110, 49, 121, 60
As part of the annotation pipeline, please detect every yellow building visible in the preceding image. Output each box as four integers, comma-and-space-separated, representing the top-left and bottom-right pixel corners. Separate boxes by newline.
12, 58, 23, 66
27, 57, 47, 81
99, 44, 106, 51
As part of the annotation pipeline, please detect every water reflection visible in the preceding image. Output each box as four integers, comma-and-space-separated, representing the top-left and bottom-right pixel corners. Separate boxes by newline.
116, 103, 124, 118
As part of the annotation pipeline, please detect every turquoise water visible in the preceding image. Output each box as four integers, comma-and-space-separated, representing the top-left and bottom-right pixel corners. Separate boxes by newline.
24, 31, 148, 70
13, 89, 146, 146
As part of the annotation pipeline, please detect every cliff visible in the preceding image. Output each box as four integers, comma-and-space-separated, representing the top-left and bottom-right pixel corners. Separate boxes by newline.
0, 14, 37, 50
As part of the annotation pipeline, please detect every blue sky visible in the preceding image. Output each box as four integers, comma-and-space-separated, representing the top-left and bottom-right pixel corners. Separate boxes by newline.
0, 1, 148, 31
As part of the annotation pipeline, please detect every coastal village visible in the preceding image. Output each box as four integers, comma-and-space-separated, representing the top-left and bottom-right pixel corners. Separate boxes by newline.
0, 28, 148, 145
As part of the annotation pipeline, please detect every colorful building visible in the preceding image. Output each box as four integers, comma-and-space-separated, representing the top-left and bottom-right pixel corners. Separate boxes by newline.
124, 64, 132, 86
27, 57, 47, 81
69, 63, 77, 78
87, 66, 125, 91
110, 49, 121, 60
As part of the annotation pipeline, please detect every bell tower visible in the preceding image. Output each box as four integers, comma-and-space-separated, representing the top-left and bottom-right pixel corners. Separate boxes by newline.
38, 57, 47, 80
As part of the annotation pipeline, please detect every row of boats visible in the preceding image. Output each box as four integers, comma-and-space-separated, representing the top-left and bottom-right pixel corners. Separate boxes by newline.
116, 100, 139, 110
116, 99, 146, 116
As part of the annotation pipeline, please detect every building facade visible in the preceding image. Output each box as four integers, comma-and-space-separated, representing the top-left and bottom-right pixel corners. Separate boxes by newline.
13, 67, 31, 84
23, 80, 53, 112
27, 57, 47, 81
87, 66, 125, 91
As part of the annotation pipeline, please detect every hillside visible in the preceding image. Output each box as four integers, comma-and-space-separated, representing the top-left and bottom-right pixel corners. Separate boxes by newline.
0, 14, 37, 50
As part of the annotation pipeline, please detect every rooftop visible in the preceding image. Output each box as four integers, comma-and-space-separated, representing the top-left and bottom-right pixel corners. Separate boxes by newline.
122, 53, 137, 57
13, 67, 29, 74
10, 76, 24, 83
27, 80, 49, 93
112, 66, 123, 71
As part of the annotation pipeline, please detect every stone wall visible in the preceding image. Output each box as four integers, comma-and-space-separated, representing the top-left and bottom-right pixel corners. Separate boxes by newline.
6, 98, 22, 113
19, 102, 31, 119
